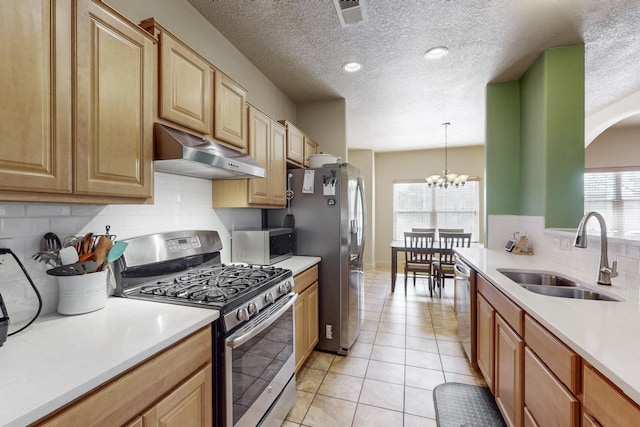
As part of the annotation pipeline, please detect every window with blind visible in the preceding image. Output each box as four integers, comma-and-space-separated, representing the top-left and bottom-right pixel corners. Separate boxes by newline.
584, 170, 640, 233
393, 180, 479, 240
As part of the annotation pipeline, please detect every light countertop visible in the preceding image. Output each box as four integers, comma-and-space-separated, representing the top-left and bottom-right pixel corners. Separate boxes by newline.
455, 247, 640, 405
0, 298, 219, 427
0, 256, 320, 426
273, 256, 321, 276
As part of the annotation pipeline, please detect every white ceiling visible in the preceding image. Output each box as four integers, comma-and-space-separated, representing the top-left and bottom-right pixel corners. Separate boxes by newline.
188, 0, 640, 152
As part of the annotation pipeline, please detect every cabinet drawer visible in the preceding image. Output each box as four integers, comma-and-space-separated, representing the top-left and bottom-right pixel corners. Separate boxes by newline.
583, 364, 640, 427
524, 315, 580, 394
478, 274, 523, 335
524, 347, 579, 427
294, 265, 319, 294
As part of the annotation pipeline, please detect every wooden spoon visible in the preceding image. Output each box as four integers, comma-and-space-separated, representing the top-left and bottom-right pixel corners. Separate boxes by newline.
80, 233, 94, 255
93, 236, 113, 270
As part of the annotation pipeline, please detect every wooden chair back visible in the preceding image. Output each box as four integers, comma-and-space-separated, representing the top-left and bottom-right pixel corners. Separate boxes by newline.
438, 232, 472, 265
404, 231, 436, 265
412, 227, 436, 233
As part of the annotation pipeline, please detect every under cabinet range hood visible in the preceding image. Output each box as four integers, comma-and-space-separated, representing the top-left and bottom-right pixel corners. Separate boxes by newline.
153, 123, 266, 179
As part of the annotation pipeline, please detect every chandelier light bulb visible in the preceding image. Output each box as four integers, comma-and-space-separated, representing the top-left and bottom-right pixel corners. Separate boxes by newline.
425, 122, 469, 189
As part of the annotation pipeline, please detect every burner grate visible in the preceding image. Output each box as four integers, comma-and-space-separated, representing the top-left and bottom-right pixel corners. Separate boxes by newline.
137, 265, 284, 305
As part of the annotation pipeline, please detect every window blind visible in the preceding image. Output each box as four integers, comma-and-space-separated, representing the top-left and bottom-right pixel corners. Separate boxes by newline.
393, 180, 479, 240
584, 170, 640, 233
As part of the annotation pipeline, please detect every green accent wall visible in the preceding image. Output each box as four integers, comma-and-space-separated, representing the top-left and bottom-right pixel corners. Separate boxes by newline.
485, 44, 585, 235
485, 82, 520, 241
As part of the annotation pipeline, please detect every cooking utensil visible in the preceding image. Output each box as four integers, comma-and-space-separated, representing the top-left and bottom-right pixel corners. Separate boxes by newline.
46, 260, 99, 276
93, 236, 113, 271
44, 232, 62, 252
59, 246, 80, 265
283, 173, 295, 228
80, 233, 94, 256
107, 241, 128, 263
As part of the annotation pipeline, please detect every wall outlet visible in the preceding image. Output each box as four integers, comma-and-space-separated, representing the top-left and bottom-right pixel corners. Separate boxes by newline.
561, 238, 572, 250
325, 324, 333, 340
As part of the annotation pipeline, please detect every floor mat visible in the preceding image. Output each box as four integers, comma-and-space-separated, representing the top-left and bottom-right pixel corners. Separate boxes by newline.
433, 382, 506, 427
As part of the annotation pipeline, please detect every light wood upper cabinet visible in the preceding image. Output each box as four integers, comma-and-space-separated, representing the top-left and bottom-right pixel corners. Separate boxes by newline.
280, 121, 305, 166
74, 0, 154, 198
0, 0, 154, 203
303, 135, 318, 168
213, 105, 285, 208
141, 18, 212, 135
0, 0, 72, 194
214, 71, 247, 150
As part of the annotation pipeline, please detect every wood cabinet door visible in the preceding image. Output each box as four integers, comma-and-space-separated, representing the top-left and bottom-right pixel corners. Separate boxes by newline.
294, 293, 307, 372
583, 364, 640, 427
247, 106, 270, 205
269, 121, 287, 206
74, 0, 154, 198
0, 0, 72, 194
285, 123, 304, 166
307, 282, 319, 353
158, 29, 212, 134
214, 71, 247, 149
524, 347, 579, 427
477, 294, 495, 392
143, 364, 213, 427
303, 136, 318, 168
495, 314, 524, 427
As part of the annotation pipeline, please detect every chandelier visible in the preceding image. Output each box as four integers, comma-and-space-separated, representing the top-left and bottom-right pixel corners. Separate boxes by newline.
426, 122, 468, 188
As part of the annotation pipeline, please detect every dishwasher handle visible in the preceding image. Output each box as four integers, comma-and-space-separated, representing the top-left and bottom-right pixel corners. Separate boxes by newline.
454, 262, 470, 279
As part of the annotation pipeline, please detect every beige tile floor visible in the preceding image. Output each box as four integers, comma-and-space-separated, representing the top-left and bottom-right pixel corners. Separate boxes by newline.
282, 270, 487, 427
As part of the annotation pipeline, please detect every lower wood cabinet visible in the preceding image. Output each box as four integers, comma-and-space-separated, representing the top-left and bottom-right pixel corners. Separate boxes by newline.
524, 347, 579, 427
294, 265, 319, 372
583, 363, 640, 427
495, 314, 524, 427
34, 326, 212, 427
477, 293, 495, 392
473, 270, 640, 427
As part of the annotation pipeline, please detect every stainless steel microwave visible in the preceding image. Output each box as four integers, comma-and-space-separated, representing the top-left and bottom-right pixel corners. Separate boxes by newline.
231, 228, 294, 265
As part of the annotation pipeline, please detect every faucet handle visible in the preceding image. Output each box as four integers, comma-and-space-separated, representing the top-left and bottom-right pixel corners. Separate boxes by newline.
610, 260, 618, 279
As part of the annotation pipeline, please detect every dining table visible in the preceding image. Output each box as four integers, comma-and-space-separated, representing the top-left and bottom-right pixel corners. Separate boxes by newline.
389, 239, 479, 292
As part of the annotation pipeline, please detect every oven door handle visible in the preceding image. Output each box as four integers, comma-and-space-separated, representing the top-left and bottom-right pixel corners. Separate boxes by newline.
226, 292, 298, 349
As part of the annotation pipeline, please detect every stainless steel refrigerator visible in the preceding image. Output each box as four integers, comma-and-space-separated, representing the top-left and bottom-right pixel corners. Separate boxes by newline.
273, 163, 366, 354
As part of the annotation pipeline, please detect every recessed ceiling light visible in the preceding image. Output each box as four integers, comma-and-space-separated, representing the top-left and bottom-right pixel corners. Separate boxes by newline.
424, 46, 449, 60
343, 62, 362, 72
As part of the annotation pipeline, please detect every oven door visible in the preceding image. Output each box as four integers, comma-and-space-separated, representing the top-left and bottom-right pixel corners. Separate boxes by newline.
225, 292, 297, 427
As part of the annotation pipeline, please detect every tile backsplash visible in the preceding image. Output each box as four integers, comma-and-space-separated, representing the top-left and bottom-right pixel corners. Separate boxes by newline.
0, 172, 261, 325
488, 215, 640, 301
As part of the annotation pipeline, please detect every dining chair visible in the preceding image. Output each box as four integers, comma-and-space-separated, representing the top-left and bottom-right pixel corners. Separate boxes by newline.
432, 232, 472, 294
404, 231, 436, 295
436, 228, 464, 239
412, 227, 436, 233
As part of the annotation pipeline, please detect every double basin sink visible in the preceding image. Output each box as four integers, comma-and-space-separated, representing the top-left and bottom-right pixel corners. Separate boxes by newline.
498, 269, 623, 302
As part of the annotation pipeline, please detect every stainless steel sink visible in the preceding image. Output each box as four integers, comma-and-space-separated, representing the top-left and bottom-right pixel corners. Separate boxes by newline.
497, 269, 623, 302
498, 270, 578, 287
520, 284, 621, 301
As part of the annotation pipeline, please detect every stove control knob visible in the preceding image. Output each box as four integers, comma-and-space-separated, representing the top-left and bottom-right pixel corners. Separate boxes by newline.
264, 292, 274, 304
247, 303, 258, 315
281, 280, 293, 294
237, 308, 250, 322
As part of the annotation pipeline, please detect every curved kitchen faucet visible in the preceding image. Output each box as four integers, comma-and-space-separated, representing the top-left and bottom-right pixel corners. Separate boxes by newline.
574, 211, 618, 285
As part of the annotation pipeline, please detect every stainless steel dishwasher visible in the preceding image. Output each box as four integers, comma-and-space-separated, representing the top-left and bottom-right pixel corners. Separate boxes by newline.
454, 257, 477, 365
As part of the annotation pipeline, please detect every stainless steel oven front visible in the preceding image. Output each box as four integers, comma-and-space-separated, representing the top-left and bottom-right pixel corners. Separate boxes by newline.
224, 292, 297, 427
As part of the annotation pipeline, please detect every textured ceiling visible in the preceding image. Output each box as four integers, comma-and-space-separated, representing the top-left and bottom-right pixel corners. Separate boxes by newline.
188, 0, 640, 152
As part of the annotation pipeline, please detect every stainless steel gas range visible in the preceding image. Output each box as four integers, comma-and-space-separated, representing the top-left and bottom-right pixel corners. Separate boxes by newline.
112, 230, 297, 427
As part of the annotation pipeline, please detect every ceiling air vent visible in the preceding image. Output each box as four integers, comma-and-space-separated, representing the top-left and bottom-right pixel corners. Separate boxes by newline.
333, 0, 367, 27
